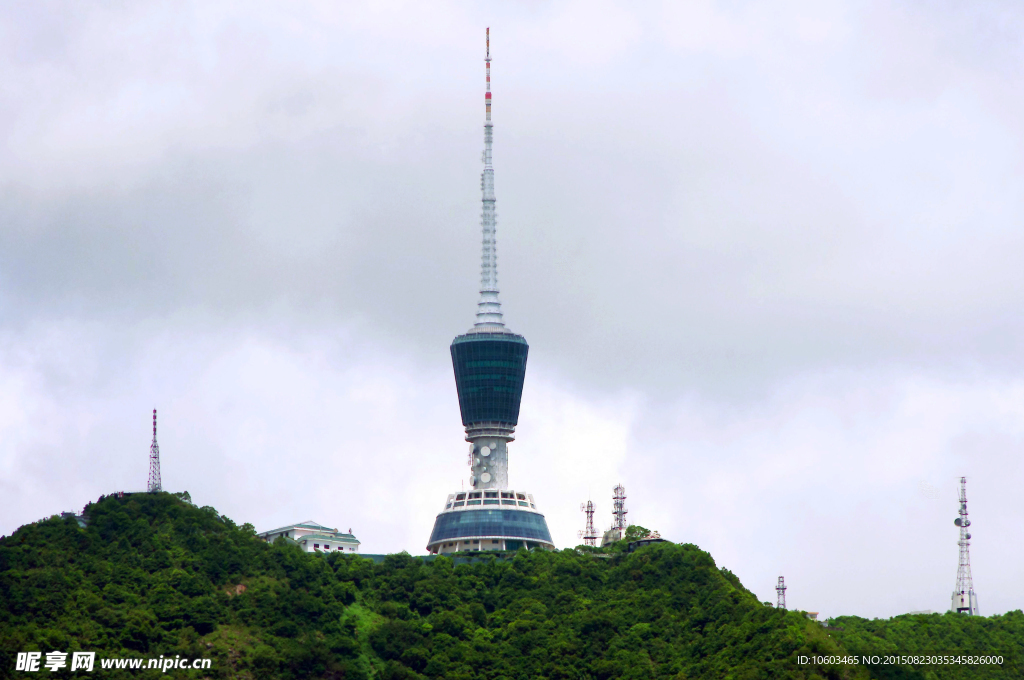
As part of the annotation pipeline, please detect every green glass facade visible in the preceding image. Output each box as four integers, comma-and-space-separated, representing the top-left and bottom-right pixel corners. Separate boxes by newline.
428, 508, 552, 544
450, 332, 529, 427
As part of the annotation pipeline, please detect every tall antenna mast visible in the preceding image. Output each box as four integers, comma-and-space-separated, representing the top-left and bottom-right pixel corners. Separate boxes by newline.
579, 500, 597, 546
776, 576, 787, 609
147, 409, 162, 493
952, 477, 979, 614
474, 26, 504, 329
612, 484, 628, 530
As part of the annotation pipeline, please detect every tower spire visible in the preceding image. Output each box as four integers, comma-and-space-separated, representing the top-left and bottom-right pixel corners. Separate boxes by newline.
475, 26, 504, 330
952, 477, 979, 614
147, 409, 162, 493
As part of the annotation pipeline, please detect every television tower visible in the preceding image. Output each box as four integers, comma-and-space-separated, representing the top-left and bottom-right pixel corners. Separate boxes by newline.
147, 409, 162, 493
579, 501, 597, 546
612, 484, 628, 531
425, 29, 553, 554
776, 576, 786, 609
951, 477, 979, 615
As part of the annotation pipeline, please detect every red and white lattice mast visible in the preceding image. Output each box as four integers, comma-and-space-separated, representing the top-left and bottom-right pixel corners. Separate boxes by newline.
579, 501, 597, 546
147, 409, 162, 493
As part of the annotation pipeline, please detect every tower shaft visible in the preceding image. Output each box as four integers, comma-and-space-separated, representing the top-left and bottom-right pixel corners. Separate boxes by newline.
147, 409, 162, 493
452, 26, 528, 492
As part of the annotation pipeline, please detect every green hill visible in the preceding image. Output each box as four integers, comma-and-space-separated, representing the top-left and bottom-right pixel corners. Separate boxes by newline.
0, 493, 1016, 679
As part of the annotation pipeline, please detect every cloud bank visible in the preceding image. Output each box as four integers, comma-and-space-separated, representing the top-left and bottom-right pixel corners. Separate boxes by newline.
2, 1, 1024, 619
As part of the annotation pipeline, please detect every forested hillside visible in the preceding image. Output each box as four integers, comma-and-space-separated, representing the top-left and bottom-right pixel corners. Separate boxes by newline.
0, 494, 1018, 679
827, 612, 1024, 680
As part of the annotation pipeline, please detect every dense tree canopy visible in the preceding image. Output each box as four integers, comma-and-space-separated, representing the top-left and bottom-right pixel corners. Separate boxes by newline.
827, 612, 1023, 680
0, 494, 1019, 679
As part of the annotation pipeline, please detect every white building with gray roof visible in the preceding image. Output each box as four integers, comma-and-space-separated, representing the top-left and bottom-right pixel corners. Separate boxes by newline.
257, 520, 360, 554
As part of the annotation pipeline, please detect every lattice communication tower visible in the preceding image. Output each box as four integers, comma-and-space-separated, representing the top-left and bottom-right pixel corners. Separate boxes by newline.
776, 576, 787, 609
612, 484, 628, 530
952, 477, 979, 615
147, 409, 162, 493
579, 501, 597, 546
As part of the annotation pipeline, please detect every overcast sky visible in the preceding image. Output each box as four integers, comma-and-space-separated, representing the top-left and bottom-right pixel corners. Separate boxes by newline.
3, 0, 1024, 620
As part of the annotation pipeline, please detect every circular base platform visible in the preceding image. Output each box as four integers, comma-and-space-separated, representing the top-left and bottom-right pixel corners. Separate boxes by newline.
426, 490, 554, 554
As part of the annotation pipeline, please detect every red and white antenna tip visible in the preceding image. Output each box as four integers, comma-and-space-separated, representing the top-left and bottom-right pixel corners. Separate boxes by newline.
153, 409, 157, 435
484, 28, 492, 118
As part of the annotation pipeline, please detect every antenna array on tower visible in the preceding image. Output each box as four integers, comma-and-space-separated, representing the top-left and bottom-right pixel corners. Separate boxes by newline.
952, 477, 979, 615
612, 484, 627, 530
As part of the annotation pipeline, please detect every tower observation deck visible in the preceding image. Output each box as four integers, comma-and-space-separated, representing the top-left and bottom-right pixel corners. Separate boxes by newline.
426, 29, 553, 554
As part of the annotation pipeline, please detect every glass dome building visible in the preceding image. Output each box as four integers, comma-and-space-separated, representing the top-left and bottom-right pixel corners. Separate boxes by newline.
427, 490, 554, 554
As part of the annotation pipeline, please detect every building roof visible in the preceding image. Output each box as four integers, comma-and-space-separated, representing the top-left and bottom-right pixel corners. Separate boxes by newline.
258, 520, 351, 537
295, 533, 360, 544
